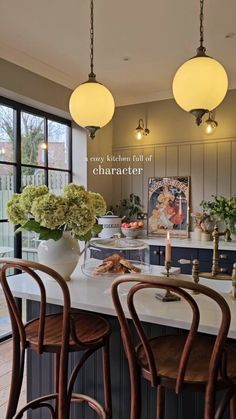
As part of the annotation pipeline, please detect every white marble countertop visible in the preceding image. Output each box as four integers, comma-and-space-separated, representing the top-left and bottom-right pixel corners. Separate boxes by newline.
5, 264, 236, 340
137, 236, 236, 251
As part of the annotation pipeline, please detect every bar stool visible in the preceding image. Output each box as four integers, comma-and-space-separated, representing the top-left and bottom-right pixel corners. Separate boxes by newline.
111, 274, 236, 419
0, 258, 112, 419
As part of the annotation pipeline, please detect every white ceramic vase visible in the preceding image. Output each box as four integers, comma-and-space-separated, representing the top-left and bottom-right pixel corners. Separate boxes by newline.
37, 231, 80, 281
192, 226, 202, 241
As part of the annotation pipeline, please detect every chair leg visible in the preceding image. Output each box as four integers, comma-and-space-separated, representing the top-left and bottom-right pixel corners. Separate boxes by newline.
157, 386, 165, 419
5, 342, 25, 419
102, 337, 112, 419
230, 393, 236, 419
54, 352, 60, 417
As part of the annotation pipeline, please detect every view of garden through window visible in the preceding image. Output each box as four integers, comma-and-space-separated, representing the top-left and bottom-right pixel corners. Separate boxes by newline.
0, 98, 72, 338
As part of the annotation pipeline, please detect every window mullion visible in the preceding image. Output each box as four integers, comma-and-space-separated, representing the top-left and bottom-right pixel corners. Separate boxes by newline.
14, 107, 22, 258
44, 117, 49, 186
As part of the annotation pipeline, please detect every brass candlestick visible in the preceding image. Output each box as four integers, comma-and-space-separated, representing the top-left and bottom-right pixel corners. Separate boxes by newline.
232, 263, 236, 300
200, 226, 232, 281
155, 261, 181, 302
192, 259, 200, 294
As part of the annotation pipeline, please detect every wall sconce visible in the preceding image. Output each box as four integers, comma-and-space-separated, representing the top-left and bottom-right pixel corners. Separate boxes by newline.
203, 111, 218, 135
135, 119, 150, 140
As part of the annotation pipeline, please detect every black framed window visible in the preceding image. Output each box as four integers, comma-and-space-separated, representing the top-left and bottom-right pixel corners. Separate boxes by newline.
0, 96, 72, 340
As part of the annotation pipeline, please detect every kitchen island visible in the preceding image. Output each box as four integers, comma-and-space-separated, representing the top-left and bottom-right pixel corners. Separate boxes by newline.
7, 264, 236, 419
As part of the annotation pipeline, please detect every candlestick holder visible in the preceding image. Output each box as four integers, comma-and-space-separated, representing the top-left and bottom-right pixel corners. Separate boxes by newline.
155, 261, 181, 302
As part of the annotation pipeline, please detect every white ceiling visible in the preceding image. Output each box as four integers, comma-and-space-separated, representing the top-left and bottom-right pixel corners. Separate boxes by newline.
0, 0, 235, 106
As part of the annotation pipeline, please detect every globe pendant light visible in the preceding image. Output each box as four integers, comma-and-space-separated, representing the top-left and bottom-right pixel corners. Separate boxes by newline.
172, 0, 228, 125
69, 0, 115, 139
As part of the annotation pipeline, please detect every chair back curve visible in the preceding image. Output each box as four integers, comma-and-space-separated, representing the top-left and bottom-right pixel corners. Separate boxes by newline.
0, 257, 71, 354
111, 274, 231, 405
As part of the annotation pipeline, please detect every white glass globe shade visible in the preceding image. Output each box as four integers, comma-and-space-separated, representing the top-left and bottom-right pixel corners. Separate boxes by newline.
69, 81, 115, 128
172, 56, 228, 112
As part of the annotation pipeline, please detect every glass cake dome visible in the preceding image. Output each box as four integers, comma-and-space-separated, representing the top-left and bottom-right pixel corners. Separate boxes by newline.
82, 237, 150, 279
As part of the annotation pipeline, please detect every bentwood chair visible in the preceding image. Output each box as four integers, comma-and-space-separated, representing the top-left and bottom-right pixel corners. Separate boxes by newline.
111, 274, 236, 419
0, 258, 112, 419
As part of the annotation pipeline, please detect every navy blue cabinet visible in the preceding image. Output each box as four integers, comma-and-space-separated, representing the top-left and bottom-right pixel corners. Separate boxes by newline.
150, 246, 236, 275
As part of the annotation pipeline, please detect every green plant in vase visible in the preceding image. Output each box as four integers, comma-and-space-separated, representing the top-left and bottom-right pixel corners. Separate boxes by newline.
200, 195, 236, 235
108, 193, 142, 221
7, 183, 106, 241
7, 183, 107, 280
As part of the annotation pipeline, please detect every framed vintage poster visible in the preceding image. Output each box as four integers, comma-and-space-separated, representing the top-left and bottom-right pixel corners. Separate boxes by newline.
148, 176, 190, 238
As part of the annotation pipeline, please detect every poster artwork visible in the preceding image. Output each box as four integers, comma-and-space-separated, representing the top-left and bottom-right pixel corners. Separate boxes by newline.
148, 176, 190, 237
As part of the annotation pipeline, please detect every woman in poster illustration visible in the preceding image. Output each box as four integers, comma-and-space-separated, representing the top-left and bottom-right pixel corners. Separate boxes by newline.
148, 184, 185, 234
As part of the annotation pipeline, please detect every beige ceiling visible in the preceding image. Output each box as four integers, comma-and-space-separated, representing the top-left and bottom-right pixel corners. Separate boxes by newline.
0, 0, 235, 106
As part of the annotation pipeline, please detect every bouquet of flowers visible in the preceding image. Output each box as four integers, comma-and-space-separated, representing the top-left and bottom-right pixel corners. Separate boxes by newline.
201, 195, 236, 234
7, 183, 106, 241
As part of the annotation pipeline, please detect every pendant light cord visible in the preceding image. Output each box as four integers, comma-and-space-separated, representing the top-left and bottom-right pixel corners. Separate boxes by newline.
89, 0, 96, 80
196, 0, 206, 56
199, 0, 204, 47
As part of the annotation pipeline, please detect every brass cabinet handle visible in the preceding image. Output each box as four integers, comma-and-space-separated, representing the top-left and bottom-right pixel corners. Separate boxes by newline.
219, 254, 228, 260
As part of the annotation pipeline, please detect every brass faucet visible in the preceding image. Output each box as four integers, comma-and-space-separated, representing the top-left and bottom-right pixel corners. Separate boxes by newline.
232, 263, 236, 300
200, 225, 232, 280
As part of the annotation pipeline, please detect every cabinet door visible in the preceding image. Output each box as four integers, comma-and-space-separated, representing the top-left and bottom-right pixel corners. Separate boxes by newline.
199, 249, 236, 275
150, 246, 161, 265
172, 248, 198, 274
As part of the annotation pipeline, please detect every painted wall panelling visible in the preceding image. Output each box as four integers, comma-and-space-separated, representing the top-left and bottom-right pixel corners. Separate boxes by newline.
143, 148, 155, 212
217, 142, 231, 197
132, 147, 144, 204
232, 142, 236, 195
112, 139, 236, 216
204, 143, 217, 201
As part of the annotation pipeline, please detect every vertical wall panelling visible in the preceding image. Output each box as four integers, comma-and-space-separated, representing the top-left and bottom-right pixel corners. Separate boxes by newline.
166, 146, 178, 176
204, 143, 217, 200
112, 151, 123, 206
179, 145, 191, 176
143, 148, 155, 212
190, 144, 204, 212
154, 146, 167, 177
217, 142, 231, 197
121, 149, 132, 200
231, 141, 236, 196
132, 147, 144, 200
112, 138, 236, 218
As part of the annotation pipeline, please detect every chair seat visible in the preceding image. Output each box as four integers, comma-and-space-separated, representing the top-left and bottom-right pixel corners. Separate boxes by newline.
136, 334, 236, 389
25, 312, 110, 352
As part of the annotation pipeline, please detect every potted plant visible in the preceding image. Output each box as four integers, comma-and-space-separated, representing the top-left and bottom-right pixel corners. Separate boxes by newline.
108, 193, 143, 221
7, 183, 106, 279
200, 195, 236, 237
191, 211, 213, 241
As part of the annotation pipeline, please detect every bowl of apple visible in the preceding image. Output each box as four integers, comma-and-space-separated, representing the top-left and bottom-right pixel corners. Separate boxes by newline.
121, 221, 144, 238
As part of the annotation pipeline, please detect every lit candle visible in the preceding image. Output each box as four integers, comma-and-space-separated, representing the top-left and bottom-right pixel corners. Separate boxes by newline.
179, 195, 182, 215
165, 231, 171, 263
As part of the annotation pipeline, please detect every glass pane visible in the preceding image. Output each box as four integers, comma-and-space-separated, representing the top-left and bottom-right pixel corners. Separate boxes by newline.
0, 222, 14, 337
0, 104, 15, 163
22, 168, 45, 188
22, 230, 38, 262
21, 112, 45, 166
48, 120, 69, 169
49, 170, 69, 195
0, 165, 14, 219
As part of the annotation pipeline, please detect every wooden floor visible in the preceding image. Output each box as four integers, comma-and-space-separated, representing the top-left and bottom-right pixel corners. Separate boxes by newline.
0, 290, 11, 336
0, 339, 26, 418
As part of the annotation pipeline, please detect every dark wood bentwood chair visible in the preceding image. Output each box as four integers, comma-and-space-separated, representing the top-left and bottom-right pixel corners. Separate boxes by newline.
111, 274, 236, 419
0, 258, 112, 419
